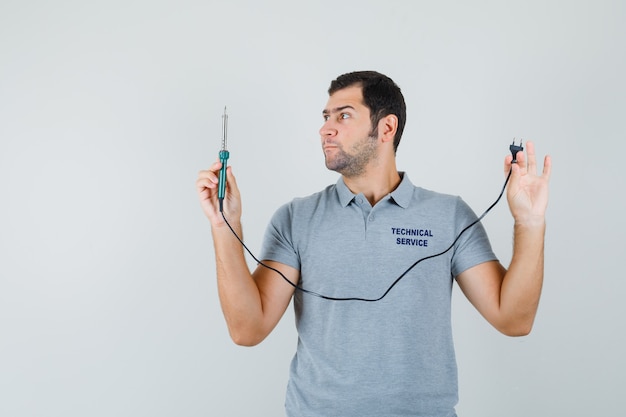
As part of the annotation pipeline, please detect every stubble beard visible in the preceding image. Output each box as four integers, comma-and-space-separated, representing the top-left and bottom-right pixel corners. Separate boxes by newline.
324, 129, 379, 178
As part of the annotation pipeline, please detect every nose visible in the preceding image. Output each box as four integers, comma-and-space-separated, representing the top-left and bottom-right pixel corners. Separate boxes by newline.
319, 120, 337, 140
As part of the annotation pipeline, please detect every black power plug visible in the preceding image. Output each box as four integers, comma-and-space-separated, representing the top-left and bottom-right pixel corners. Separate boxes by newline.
509, 139, 524, 163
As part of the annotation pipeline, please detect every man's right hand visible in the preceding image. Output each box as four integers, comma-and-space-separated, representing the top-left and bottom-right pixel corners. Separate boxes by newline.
196, 161, 242, 228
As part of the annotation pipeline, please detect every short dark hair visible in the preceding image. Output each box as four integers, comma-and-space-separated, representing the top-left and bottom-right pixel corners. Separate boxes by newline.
328, 71, 406, 152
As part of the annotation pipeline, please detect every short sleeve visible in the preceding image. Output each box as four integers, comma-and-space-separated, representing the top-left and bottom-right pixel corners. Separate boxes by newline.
450, 197, 498, 277
259, 202, 301, 271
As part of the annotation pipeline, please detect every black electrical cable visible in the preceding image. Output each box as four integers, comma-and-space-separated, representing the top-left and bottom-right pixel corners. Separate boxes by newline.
221, 168, 513, 302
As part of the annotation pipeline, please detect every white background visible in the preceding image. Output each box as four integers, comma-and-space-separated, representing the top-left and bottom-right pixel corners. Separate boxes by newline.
1, 1, 625, 416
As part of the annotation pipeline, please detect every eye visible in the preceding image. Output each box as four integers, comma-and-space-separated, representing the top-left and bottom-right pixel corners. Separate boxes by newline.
340, 113, 350, 120
323, 114, 330, 121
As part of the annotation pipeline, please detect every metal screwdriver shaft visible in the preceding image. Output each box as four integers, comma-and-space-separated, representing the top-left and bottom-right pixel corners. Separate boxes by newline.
218, 106, 229, 212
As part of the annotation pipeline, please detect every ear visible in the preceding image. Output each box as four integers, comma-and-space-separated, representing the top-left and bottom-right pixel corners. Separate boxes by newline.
378, 114, 398, 144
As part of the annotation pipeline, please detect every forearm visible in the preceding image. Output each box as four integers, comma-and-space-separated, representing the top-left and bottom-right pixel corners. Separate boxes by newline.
211, 221, 265, 345
499, 219, 546, 335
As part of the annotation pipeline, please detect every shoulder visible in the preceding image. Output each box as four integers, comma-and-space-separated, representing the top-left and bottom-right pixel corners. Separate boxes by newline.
410, 185, 465, 211
414, 186, 458, 202
401, 183, 478, 229
280, 184, 337, 210
272, 184, 338, 221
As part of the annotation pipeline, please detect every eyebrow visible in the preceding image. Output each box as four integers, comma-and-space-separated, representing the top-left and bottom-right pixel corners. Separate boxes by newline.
322, 105, 356, 115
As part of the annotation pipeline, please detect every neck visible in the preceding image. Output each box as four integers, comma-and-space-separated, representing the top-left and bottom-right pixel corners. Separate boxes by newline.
342, 161, 401, 206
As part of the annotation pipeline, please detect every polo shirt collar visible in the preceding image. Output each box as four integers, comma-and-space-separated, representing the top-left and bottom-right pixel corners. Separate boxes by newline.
335, 172, 414, 208
389, 172, 413, 208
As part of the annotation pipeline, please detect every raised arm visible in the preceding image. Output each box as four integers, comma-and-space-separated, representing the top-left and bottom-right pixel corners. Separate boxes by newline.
456, 141, 552, 336
197, 162, 298, 346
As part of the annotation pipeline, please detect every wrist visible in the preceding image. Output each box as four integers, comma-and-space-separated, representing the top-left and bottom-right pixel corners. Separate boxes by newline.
513, 215, 546, 230
211, 216, 242, 235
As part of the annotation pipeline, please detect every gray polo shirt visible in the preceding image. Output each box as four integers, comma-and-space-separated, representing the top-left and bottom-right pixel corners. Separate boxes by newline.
261, 173, 497, 417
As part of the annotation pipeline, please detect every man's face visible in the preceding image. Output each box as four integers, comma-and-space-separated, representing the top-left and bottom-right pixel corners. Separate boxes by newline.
320, 86, 379, 177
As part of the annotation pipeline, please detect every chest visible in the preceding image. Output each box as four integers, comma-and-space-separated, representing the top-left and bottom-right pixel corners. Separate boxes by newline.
291, 201, 457, 301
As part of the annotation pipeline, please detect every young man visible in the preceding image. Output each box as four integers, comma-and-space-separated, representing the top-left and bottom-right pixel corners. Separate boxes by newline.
197, 71, 551, 416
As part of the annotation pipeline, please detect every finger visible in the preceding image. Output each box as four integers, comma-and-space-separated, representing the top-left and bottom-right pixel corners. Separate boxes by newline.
504, 151, 525, 176
204, 160, 225, 175
505, 157, 523, 201
198, 161, 223, 177
525, 141, 537, 175
542, 154, 552, 180
196, 176, 216, 191
224, 166, 240, 197
503, 154, 514, 177
209, 160, 223, 173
